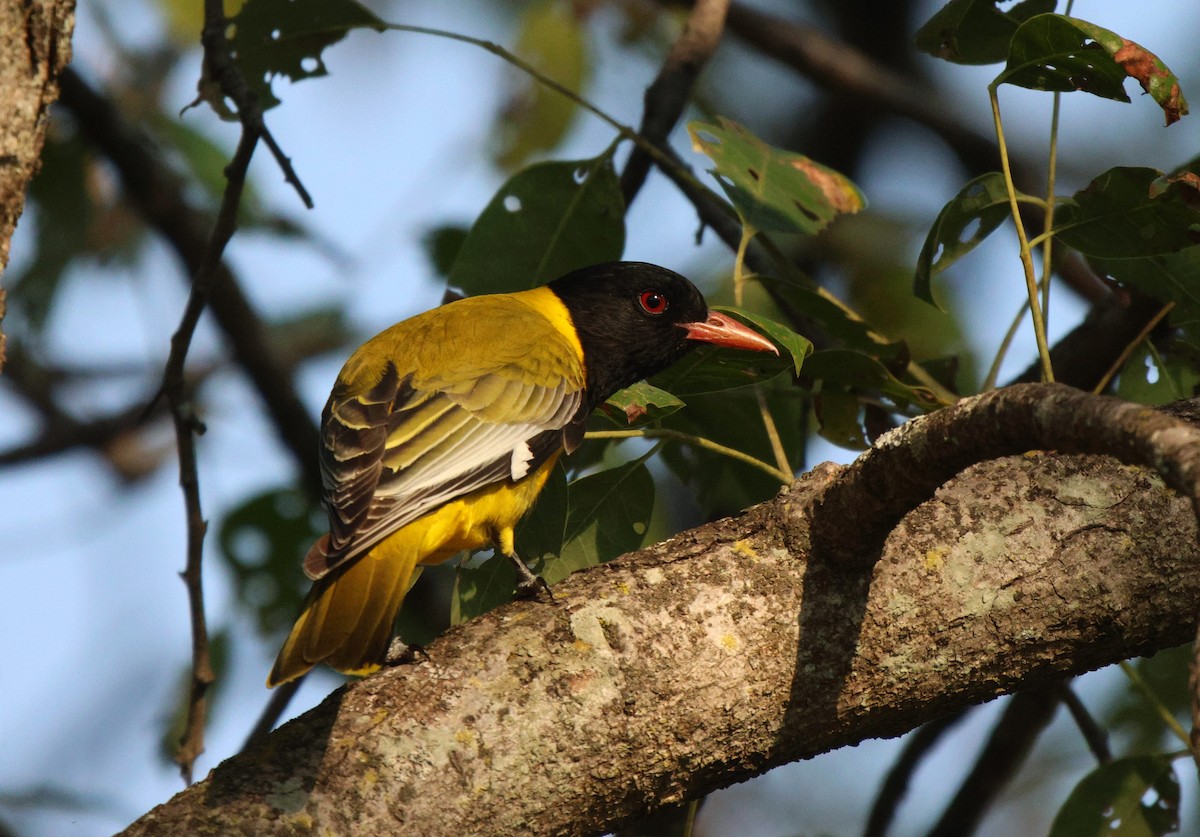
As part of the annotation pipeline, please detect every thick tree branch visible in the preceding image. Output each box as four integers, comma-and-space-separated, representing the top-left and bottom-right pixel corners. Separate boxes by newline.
121, 393, 1200, 835
0, 0, 75, 371
809, 383, 1200, 564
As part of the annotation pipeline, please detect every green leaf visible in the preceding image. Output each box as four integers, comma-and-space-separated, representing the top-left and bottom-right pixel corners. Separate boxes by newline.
217, 487, 323, 634
757, 275, 910, 366
814, 388, 869, 451
1117, 342, 1200, 406
228, 0, 385, 110
1049, 755, 1179, 837
1089, 246, 1200, 318
1054, 167, 1200, 260
995, 15, 1189, 124
422, 225, 469, 278
1068, 18, 1189, 125
543, 458, 655, 585
599, 382, 685, 427
493, 0, 589, 169
448, 152, 625, 295
915, 172, 1016, 308
451, 464, 568, 624
712, 306, 812, 374
916, 0, 1057, 65
688, 117, 865, 234
650, 343, 793, 397
804, 349, 941, 410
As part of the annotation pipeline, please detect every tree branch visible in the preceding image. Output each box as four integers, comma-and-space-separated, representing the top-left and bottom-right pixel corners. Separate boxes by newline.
55, 68, 323, 490
809, 383, 1200, 565
620, 0, 730, 206
0, 0, 75, 371
929, 688, 1059, 837
120, 394, 1200, 835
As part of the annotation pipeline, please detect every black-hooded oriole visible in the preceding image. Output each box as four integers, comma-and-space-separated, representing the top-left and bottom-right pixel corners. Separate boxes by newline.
268, 261, 777, 686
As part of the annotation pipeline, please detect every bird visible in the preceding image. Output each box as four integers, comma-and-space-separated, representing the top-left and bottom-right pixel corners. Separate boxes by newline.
268, 261, 778, 686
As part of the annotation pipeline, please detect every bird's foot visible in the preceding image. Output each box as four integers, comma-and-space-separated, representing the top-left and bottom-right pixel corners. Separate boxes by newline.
384, 638, 429, 667
515, 573, 554, 601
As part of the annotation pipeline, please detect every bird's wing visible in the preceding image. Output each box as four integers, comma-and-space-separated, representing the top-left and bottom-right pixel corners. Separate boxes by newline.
305, 293, 586, 579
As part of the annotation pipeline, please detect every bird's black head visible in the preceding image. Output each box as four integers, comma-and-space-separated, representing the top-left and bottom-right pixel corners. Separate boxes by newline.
548, 261, 776, 406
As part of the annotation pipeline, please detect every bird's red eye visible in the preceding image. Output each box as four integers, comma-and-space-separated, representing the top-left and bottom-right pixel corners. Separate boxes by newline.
639, 290, 668, 315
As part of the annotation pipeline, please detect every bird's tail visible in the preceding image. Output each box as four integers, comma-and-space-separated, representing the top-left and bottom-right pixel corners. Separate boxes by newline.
267, 533, 422, 687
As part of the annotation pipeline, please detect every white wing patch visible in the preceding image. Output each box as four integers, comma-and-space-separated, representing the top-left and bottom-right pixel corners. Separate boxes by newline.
510, 440, 535, 481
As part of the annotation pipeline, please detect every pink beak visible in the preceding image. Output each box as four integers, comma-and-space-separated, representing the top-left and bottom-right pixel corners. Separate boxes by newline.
681, 311, 779, 355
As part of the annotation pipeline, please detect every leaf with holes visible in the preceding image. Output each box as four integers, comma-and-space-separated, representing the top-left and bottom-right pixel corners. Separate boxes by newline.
1053, 167, 1200, 260
1048, 755, 1179, 837
916, 0, 1056, 65
1089, 245, 1200, 316
1116, 341, 1200, 406
228, 0, 385, 110
448, 152, 625, 295
915, 172, 1017, 308
996, 14, 1189, 124
688, 117, 865, 235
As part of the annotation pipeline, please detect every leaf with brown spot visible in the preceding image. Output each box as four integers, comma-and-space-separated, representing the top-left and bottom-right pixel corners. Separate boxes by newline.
996, 15, 1188, 127
688, 117, 865, 235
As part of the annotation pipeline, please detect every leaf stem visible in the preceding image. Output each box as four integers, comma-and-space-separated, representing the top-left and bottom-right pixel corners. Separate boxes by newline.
1041, 90, 1062, 334
981, 297, 1031, 392
989, 85, 1054, 382
586, 429, 791, 484
1119, 661, 1195, 753
1091, 302, 1175, 394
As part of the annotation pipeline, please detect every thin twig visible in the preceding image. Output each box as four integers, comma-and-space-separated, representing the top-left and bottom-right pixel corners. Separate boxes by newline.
620, 0, 730, 206
165, 1, 272, 785
55, 68, 323, 489
989, 86, 1054, 383
1091, 302, 1174, 394
1120, 661, 1195, 753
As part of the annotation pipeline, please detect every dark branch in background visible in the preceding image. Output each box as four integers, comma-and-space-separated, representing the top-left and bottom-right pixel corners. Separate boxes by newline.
154, 0, 312, 785
55, 69, 323, 490
1058, 682, 1112, 765
862, 709, 967, 837
620, 0, 729, 206
928, 688, 1060, 837
809, 382, 1200, 566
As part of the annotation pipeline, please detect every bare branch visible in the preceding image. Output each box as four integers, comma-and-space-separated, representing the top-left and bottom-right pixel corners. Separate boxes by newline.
55, 68, 323, 490
620, 0, 730, 205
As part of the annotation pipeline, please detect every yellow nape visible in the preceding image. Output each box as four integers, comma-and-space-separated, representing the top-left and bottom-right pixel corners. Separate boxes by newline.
267, 455, 559, 687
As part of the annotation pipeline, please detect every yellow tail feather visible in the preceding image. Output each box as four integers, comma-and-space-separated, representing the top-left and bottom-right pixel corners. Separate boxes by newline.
267, 534, 422, 687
